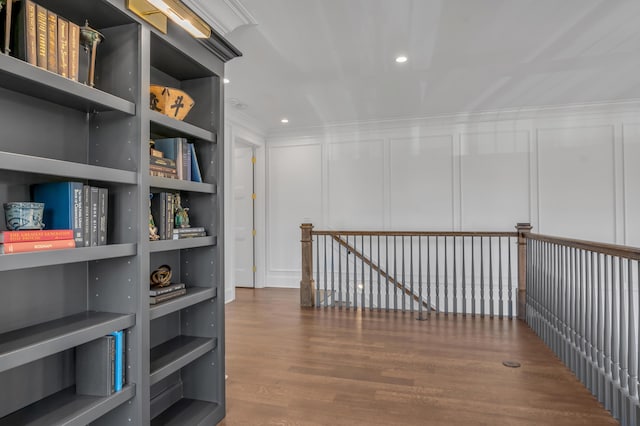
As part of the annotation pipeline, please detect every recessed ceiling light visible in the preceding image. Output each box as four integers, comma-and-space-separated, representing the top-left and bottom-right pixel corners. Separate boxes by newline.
281, 118, 289, 124
395, 56, 408, 63
223, 78, 230, 84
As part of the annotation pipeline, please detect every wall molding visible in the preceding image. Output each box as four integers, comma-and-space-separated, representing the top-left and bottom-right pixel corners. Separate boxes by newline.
183, 0, 257, 36
267, 99, 640, 141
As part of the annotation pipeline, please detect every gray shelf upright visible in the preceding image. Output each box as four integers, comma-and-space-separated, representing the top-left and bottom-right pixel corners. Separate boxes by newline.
0, 0, 239, 424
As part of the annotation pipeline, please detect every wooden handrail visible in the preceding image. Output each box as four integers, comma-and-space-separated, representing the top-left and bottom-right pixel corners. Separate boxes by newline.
331, 235, 432, 310
526, 233, 640, 260
312, 230, 518, 237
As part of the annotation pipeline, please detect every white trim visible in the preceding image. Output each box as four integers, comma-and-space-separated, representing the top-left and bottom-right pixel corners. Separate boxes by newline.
182, 0, 257, 36
267, 99, 640, 140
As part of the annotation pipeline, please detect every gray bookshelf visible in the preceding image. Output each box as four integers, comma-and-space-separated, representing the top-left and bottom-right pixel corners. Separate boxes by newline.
0, 0, 240, 424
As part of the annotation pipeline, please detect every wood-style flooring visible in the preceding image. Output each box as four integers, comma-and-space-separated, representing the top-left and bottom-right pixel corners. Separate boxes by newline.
220, 288, 616, 425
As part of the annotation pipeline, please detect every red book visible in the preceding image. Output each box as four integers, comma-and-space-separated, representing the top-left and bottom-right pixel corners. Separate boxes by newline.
0, 229, 74, 243
0, 239, 76, 254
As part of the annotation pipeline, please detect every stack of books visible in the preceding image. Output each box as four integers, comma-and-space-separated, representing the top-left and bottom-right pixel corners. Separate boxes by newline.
149, 147, 178, 179
172, 227, 206, 240
152, 138, 202, 182
150, 283, 187, 305
0, 229, 75, 254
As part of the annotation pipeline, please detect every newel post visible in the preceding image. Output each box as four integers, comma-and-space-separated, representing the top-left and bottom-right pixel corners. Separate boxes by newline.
516, 223, 532, 320
300, 223, 315, 307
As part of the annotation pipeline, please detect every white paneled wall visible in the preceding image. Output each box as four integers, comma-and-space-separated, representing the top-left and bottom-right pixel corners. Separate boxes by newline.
266, 103, 640, 287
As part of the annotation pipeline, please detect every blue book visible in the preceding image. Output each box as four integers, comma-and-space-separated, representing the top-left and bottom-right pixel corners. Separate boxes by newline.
110, 330, 123, 392
190, 143, 203, 183
32, 181, 84, 247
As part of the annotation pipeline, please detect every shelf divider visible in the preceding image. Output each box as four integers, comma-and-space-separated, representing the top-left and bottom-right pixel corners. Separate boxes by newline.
150, 336, 215, 385
149, 176, 216, 194
150, 287, 217, 320
149, 237, 216, 253
149, 110, 216, 143
0, 312, 136, 374
0, 244, 137, 272
0, 384, 136, 426
151, 399, 222, 426
0, 152, 137, 184
0, 54, 135, 115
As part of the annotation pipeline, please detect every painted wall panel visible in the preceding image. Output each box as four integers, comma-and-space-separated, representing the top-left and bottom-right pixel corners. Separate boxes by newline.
328, 140, 385, 229
461, 131, 530, 230
538, 126, 615, 242
623, 123, 640, 246
268, 144, 322, 271
389, 135, 454, 229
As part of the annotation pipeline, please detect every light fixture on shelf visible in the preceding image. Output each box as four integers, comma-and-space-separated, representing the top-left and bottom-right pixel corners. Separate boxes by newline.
127, 0, 211, 39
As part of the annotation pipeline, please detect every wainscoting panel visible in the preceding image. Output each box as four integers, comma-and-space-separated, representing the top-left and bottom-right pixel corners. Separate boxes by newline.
460, 131, 530, 230
268, 144, 322, 272
327, 139, 385, 229
389, 135, 454, 229
537, 125, 616, 243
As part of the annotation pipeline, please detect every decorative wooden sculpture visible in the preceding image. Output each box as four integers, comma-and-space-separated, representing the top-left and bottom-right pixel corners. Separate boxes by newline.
149, 85, 195, 121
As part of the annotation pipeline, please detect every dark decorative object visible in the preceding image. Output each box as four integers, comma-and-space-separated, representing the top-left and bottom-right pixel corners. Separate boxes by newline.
149, 193, 159, 241
173, 193, 190, 228
79, 20, 104, 87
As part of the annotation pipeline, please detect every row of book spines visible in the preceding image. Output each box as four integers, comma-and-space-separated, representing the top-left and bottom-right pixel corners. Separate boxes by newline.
152, 138, 203, 183
75, 330, 126, 397
31, 182, 107, 248
16, 0, 80, 80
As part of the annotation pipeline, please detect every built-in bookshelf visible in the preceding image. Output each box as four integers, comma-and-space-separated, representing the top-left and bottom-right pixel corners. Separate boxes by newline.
0, 0, 239, 424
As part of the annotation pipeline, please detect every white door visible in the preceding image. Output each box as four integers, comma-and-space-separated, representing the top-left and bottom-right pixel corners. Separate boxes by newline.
233, 145, 254, 288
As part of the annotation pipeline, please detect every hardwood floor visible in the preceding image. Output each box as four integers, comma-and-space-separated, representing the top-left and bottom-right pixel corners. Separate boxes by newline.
220, 288, 616, 425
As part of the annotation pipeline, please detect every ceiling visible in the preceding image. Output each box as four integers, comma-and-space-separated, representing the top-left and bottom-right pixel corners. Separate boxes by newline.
194, 0, 640, 133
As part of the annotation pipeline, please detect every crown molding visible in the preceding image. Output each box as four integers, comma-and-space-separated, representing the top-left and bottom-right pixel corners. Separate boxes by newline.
183, 0, 257, 36
265, 99, 640, 140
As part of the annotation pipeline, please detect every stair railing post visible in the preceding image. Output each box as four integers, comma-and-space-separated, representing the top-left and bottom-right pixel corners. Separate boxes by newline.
300, 223, 315, 307
516, 223, 533, 320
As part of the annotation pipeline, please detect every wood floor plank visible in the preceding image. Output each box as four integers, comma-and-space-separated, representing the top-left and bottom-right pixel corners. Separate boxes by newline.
220, 288, 617, 426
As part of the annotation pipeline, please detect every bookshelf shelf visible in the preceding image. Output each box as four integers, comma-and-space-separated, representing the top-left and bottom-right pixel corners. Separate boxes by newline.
149, 236, 217, 253
149, 110, 216, 143
0, 244, 137, 272
149, 176, 217, 194
151, 399, 222, 426
0, 54, 135, 115
149, 336, 216, 385
150, 287, 217, 320
0, 311, 135, 374
0, 152, 137, 184
0, 384, 136, 426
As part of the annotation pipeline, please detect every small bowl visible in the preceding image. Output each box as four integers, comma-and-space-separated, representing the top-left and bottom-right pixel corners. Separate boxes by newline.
3, 202, 45, 230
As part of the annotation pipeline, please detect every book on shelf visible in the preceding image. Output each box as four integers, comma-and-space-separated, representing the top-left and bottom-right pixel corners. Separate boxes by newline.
68, 21, 79, 81
149, 282, 186, 297
89, 186, 99, 246
150, 192, 167, 240
110, 330, 124, 392
150, 147, 164, 158
82, 185, 90, 246
98, 187, 108, 246
46, 10, 58, 73
0, 239, 76, 254
57, 17, 69, 78
150, 288, 187, 305
75, 335, 115, 397
165, 192, 174, 240
32, 181, 84, 247
149, 163, 178, 175
172, 229, 206, 239
190, 142, 203, 183
150, 156, 177, 168
35, 4, 47, 69
154, 138, 193, 180
11, 0, 38, 66
150, 169, 178, 179
0, 229, 74, 243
